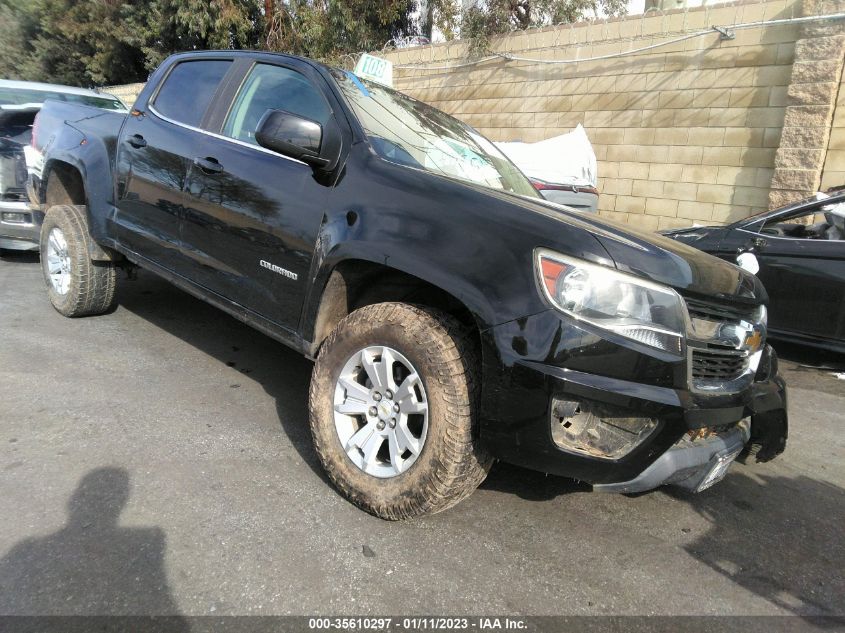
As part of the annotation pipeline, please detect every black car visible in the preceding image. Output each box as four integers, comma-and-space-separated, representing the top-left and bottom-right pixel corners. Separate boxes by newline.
27, 51, 788, 519
663, 192, 845, 353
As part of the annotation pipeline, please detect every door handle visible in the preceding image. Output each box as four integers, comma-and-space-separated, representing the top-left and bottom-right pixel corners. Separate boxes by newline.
194, 157, 223, 175
751, 237, 767, 249
127, 134, 147, 149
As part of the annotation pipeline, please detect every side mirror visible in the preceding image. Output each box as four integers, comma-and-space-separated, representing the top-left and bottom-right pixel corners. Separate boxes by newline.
736, 251, 760, 275
255, 109, 342, 172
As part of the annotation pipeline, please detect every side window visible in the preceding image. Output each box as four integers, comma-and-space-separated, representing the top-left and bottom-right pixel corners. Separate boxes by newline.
222, 64, 330, 145
153, 60, 232, 128
761, 202, 845, 240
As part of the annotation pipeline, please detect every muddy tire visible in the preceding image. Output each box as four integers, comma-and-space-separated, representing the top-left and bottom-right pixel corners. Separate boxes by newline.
40, 204, 117, 317
309, 302, 492, 520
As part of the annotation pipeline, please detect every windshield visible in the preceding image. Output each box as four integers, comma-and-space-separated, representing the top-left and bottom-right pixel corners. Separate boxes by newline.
334, 71, 539, 198
0, 88, 126, 111
733, 191, 845, 226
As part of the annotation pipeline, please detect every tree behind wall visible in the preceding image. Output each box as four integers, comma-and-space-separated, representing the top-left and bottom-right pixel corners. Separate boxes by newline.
0, 0, 627, 87
1, 0, 148, 86
0, 0, 264, 86
0, 0, 417, 84
265, 0, 418, 64
139, 0, 264, 70
461, 0, 628, 55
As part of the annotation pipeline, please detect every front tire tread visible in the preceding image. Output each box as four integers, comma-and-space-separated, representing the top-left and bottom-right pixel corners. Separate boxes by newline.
309, 302, 492, 520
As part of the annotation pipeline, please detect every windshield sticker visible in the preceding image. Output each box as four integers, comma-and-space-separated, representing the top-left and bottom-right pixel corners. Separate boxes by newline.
423, 138, 502, 189
345, 71, 370, 98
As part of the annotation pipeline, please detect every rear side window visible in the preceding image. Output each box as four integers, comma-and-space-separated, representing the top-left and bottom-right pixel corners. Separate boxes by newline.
153, 60, 232, 128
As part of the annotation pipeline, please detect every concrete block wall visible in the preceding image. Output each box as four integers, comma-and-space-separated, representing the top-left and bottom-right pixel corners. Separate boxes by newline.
103, 83, 145, 107
817, 0, 845, 192
770, 0, 845, 205
382, 0, 822, 230
821, 60, 845, 190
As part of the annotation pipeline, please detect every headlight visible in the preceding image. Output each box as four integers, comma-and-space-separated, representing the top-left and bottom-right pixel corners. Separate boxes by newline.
535, 249, 686, 355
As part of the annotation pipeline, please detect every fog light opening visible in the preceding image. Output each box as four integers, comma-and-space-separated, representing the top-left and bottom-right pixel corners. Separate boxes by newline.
550, 397, 659, 460
1, 212, 30, 224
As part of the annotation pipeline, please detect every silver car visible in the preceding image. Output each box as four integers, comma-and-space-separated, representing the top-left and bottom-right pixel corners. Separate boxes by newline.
495, 127, 600, 213
527, 176, 599, 213
0, 80, 125, 252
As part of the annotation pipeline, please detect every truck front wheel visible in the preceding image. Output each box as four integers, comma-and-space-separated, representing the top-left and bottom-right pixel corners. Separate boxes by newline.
40, 204, 117, 317
309, 302, 492, 520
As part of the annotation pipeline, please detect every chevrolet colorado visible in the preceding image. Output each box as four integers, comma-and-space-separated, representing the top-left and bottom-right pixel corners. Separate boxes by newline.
29, 51, 788, 519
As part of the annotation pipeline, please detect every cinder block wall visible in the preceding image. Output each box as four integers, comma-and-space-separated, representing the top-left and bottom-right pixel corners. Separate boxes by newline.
382, 0, 809, 230
819, 30, 845, 191
103, 83, 145, 107
770, 0, 845, 205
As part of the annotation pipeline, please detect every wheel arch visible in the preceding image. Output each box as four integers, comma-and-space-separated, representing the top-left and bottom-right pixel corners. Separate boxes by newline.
305, 258, 482, 359
40, 159, 119, 262
41, 159, 87, 208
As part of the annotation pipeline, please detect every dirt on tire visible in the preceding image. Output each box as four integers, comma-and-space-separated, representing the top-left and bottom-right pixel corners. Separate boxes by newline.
309, 302, 493, 520
40, 204, 117, 317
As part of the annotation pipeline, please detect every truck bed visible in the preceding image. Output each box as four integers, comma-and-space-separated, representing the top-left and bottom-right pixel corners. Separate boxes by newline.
32, 100, 128, 175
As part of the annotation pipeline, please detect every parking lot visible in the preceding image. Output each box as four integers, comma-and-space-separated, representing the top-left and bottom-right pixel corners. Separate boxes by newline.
1, 251, 843, 617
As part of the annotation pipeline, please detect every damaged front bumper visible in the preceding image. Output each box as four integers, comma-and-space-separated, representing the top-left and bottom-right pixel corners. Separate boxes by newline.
479, 309, 788, 493
593, 422, 750, 493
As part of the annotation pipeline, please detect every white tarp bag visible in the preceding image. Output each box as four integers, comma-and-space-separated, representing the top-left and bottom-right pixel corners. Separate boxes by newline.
495, 124, 597, 187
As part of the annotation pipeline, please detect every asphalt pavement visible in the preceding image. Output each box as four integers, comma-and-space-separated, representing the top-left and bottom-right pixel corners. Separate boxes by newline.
1, 251, 843, 618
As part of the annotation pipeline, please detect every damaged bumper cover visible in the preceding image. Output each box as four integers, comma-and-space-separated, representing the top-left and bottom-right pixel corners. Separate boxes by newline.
593, 422, 750, 493
478, 309, 788, 493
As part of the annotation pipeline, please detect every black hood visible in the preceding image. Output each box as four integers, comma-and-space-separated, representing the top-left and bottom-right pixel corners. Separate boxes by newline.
528, 200, 766, 306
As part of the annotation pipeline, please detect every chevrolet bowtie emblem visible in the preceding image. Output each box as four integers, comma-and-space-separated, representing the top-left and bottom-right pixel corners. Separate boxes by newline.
744, 330, 763, 352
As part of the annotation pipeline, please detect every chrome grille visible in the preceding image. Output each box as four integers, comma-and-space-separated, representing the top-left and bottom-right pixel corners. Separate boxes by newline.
686, 298, 759, 324
685, 298, 765, 385
691, 348, 748, 381
1, 188, 27, 202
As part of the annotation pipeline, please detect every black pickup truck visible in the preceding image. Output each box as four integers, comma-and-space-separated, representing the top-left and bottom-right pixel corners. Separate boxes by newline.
29, 50, 788, 519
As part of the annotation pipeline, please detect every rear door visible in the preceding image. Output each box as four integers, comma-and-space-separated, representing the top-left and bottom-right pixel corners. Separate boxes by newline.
114, 58, 235, 272
180, 59, 338, 331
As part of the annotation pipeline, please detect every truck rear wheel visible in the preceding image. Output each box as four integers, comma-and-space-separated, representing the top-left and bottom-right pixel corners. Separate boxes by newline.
309, 302, 492, 520
40, 204, 117, 317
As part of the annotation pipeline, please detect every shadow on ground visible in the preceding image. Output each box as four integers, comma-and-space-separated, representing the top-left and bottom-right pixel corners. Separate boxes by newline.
116, 271, 325, 482
771, 341, 845, 397
115, 271, 595, 499
0, 467, 187, 624
772, 340, 845, 370
670, 469, 845, 619
0, 249, 39, 264
480, 462, 590, 500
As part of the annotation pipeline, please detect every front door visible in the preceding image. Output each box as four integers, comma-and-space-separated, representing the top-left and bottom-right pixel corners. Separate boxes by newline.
181, 61, 337, 331
735, 202, 845, 342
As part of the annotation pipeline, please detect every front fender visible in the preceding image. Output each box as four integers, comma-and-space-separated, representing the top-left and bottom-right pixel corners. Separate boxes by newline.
301, 147, 619, 342
299, 208, 509, 345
